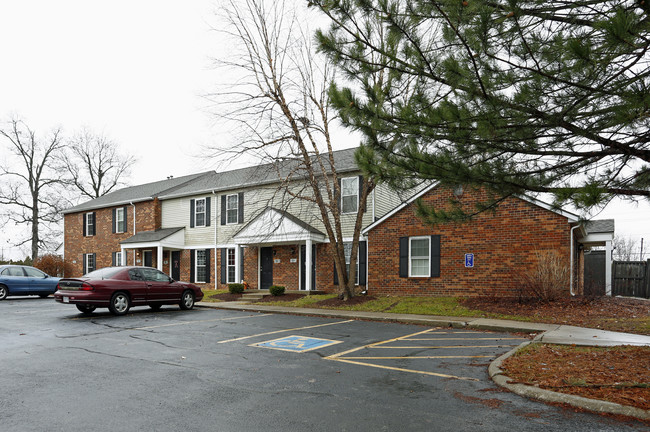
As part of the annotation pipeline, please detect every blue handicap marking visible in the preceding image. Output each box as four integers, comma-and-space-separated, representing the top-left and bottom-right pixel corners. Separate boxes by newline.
254, 335, 342, 352
465, 253, 474, 268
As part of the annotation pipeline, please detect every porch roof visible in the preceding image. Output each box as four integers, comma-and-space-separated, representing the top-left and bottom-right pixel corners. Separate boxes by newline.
233, 208, 326, 246
120, 227, 185, 250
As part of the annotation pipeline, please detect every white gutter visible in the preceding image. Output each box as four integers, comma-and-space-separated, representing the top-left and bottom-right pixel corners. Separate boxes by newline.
569, 224, 581, 296
130, 202, 136, 265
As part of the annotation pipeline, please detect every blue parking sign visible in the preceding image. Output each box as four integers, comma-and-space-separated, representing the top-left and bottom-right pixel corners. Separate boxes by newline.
465, 253, 474, 268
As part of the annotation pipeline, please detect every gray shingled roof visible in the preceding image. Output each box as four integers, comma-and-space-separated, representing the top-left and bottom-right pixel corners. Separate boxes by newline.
584, 219, 615, 234
158, 147, 360, 199
62, 172, 215, 214
120, 227, 184, 244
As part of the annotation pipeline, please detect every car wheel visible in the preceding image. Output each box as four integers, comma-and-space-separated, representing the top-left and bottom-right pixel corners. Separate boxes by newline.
39, 293, 50, 298
76, 304, 96, 315
109, 292, 130, 316
0, 285, 7, 301
149, 304, 162, 311
179, 290, 195, 310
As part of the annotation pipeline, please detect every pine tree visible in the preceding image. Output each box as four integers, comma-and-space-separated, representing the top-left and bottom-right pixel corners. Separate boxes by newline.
312, 0, 650, 220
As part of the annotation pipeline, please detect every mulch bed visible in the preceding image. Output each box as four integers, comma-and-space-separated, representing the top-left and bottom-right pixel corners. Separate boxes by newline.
501, 344, 650, 412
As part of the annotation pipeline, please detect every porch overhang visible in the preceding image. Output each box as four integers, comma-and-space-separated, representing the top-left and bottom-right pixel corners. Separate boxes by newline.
233, 208, 326, 246
120, 227, 186, 250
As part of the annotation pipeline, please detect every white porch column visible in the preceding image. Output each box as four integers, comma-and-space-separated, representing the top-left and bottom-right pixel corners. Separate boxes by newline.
605, 239, 613, 296
305, 238, 312, 291
235, 245, 241, 283
157, 245, 164, 271
121, 246, 126, 266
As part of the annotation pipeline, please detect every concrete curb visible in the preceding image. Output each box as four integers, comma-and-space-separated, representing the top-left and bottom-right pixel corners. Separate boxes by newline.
489, 342, 650, 421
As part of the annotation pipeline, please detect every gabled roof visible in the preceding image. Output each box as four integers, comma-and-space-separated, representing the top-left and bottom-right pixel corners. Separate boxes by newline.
62, 172, 214, 214
158, 147, 360, 199
233, 207, 326, 245
120, 227, 184, 244
584, 219, 615, 234
362, 182, 580, 234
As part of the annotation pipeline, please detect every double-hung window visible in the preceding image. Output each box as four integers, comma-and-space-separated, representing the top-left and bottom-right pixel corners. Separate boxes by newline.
195, 198, 206, 227
344, 243, 359, 285
85, 253, 96, 274
226, 194, 238, 224
341, 177, 359, 214
85, 212, 95, 236
113, 251, 123, 266
226, 248, 236, 283
409, 237, 431, 277
116, 208, 125, 233
195, 250, 207, 283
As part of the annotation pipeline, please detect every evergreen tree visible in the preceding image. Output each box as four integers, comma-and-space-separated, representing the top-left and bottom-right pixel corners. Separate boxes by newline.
312, 0, 650, 220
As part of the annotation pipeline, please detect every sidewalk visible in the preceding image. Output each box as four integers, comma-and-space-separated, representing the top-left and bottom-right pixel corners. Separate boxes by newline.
197, 300, 650, 420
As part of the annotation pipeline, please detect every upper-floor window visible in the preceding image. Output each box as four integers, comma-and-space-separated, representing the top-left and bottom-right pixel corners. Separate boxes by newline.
115, 208, 126, 233
226, 194, 238, 224
195, 198, 206, 227
84, 212, 96, 236
341, 177, 359, 214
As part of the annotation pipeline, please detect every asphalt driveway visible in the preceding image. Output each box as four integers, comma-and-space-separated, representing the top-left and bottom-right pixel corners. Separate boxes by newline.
1, 298, 647, 431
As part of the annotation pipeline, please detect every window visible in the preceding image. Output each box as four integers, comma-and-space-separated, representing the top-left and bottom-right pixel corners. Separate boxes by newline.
227, 248, 236, 283
85, 212, 95, 236
23, 267, 46, 277
112, 251, 123, 266
2, 267, 25, 276
409, 237, 430, 277
226, 194, 238, 224
85, 253, 96, 274
344, 243, 360, 285
116, 208, 125, 233
341, 177, 359, 214
196, 249, 207, 283
195, 198, 206, 227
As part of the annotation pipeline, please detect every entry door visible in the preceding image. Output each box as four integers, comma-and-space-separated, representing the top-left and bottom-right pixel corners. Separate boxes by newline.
300, 245, 316, 290
260, 247, 274, 290
171, 251, 181, 281
143, 250, 152, 267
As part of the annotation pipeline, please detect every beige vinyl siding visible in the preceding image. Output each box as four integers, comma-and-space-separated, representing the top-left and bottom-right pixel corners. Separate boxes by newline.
161, 195, 216, 246
373, 183, 409, 219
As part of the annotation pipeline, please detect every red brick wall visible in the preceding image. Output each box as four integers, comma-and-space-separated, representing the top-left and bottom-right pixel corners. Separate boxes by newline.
63, 200, 161, 277
366, 186, 572, 298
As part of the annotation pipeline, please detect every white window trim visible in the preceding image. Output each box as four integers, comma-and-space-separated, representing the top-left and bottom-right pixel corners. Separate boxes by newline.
86, 253, 95, 273
195, 249, 207, 283
226, 194, 239, 225
116, 208, 125, 233
115, 251, 123, 266
341, 177, 359, 214
409, 236, 431, 278
195, 198, 207, 227
226, 248, 236, 283
86, 213, 94, 236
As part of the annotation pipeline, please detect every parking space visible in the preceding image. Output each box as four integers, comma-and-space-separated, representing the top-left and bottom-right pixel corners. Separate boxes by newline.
1, 298, 646, 432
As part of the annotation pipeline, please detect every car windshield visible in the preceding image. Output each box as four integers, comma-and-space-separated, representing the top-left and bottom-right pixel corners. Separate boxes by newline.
84, 267, 122, 279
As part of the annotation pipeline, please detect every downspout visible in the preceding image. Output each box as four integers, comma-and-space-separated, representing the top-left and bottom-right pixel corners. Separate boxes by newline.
213, 190, 218, 288
130, 202, 136, 265
569, 224, 581, 296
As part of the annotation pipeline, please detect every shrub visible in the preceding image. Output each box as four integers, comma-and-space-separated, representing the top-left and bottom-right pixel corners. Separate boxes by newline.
228, 283, 245, 294
33, 254, 70, 277
515, 250, 570, 302
269, 285, 285, 296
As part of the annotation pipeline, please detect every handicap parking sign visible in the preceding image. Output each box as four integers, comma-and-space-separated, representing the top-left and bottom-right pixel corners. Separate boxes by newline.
465, 253, 474, 268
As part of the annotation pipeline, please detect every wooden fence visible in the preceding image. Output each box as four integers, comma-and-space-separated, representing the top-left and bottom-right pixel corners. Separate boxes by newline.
612, 260, 650, 299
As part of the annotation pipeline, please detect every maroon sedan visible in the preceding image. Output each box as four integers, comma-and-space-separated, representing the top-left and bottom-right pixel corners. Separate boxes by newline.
54, 266, 204, 316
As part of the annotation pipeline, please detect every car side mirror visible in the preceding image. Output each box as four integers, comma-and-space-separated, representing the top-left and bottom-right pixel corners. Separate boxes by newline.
169, 278, 175, 283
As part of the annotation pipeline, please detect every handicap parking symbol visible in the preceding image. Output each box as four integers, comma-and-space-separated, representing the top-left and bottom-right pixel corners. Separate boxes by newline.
253, 335, 342, 353
465, 253, 474, 268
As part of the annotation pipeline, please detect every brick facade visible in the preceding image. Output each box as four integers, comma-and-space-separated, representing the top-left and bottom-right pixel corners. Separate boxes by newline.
366, 186, 572, 298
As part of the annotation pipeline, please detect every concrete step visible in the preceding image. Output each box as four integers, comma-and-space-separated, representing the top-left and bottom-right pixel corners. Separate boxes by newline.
241, 293, 269, 300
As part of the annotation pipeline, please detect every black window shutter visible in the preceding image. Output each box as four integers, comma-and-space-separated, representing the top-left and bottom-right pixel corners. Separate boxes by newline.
205, 249, 211, 283
190, 250, 195, 283
238, 192, 244, 224
83, 254, 87, 274
239, 246, 244, 281
205, 197, 211, 227
112, 252, 116, 266
220, 248, 227, 283
431, 235, 441, 278
112, 209, 116, 233
399, 237, 409, 278
123, 206, 128, 233
190, 199, 195, 228
358, 175, 366, 212
359, 240, 367, 285
91, 213, 96, 236
83, 214, 87, 237
220, 196, 226, 225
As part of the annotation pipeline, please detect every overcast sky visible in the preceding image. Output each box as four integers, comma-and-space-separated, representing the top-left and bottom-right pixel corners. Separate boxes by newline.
0, 0, 648, 260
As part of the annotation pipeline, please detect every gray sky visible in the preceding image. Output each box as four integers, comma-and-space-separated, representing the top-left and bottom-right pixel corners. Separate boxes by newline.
0, 0, 648, 260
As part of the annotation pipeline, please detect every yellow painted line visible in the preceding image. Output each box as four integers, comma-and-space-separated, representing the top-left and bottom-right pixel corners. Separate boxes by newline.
326, 357, 479, 381
133, 314, 273, 330
404, 337, 526, 341
327, 328, 436, 359
218, 319, 355, 344
338, 355, 493, 360
368, 345, 517, 349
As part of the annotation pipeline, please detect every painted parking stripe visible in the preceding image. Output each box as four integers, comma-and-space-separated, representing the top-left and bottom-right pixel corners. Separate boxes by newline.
368, 345, 519, 349
404, 337, 526, 341
339, 355, 493, 360
218, 319, 355, 344
133, 314, 273, 330
328, 358, 480, 381
252, 335, 343, 353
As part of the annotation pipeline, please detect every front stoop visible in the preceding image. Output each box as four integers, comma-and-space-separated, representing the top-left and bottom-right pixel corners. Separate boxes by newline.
241, 292, 269, 300
241, 289, 326, 301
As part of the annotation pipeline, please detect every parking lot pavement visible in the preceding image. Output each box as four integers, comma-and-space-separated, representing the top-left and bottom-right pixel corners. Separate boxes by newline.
1, 298, 648, 432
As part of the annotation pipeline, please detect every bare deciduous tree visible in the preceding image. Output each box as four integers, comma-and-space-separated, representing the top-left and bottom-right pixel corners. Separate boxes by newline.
0, 118, 67, 261
613, 236, 639, 261
208, 0, 375, 299
63, 128, 136, 200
